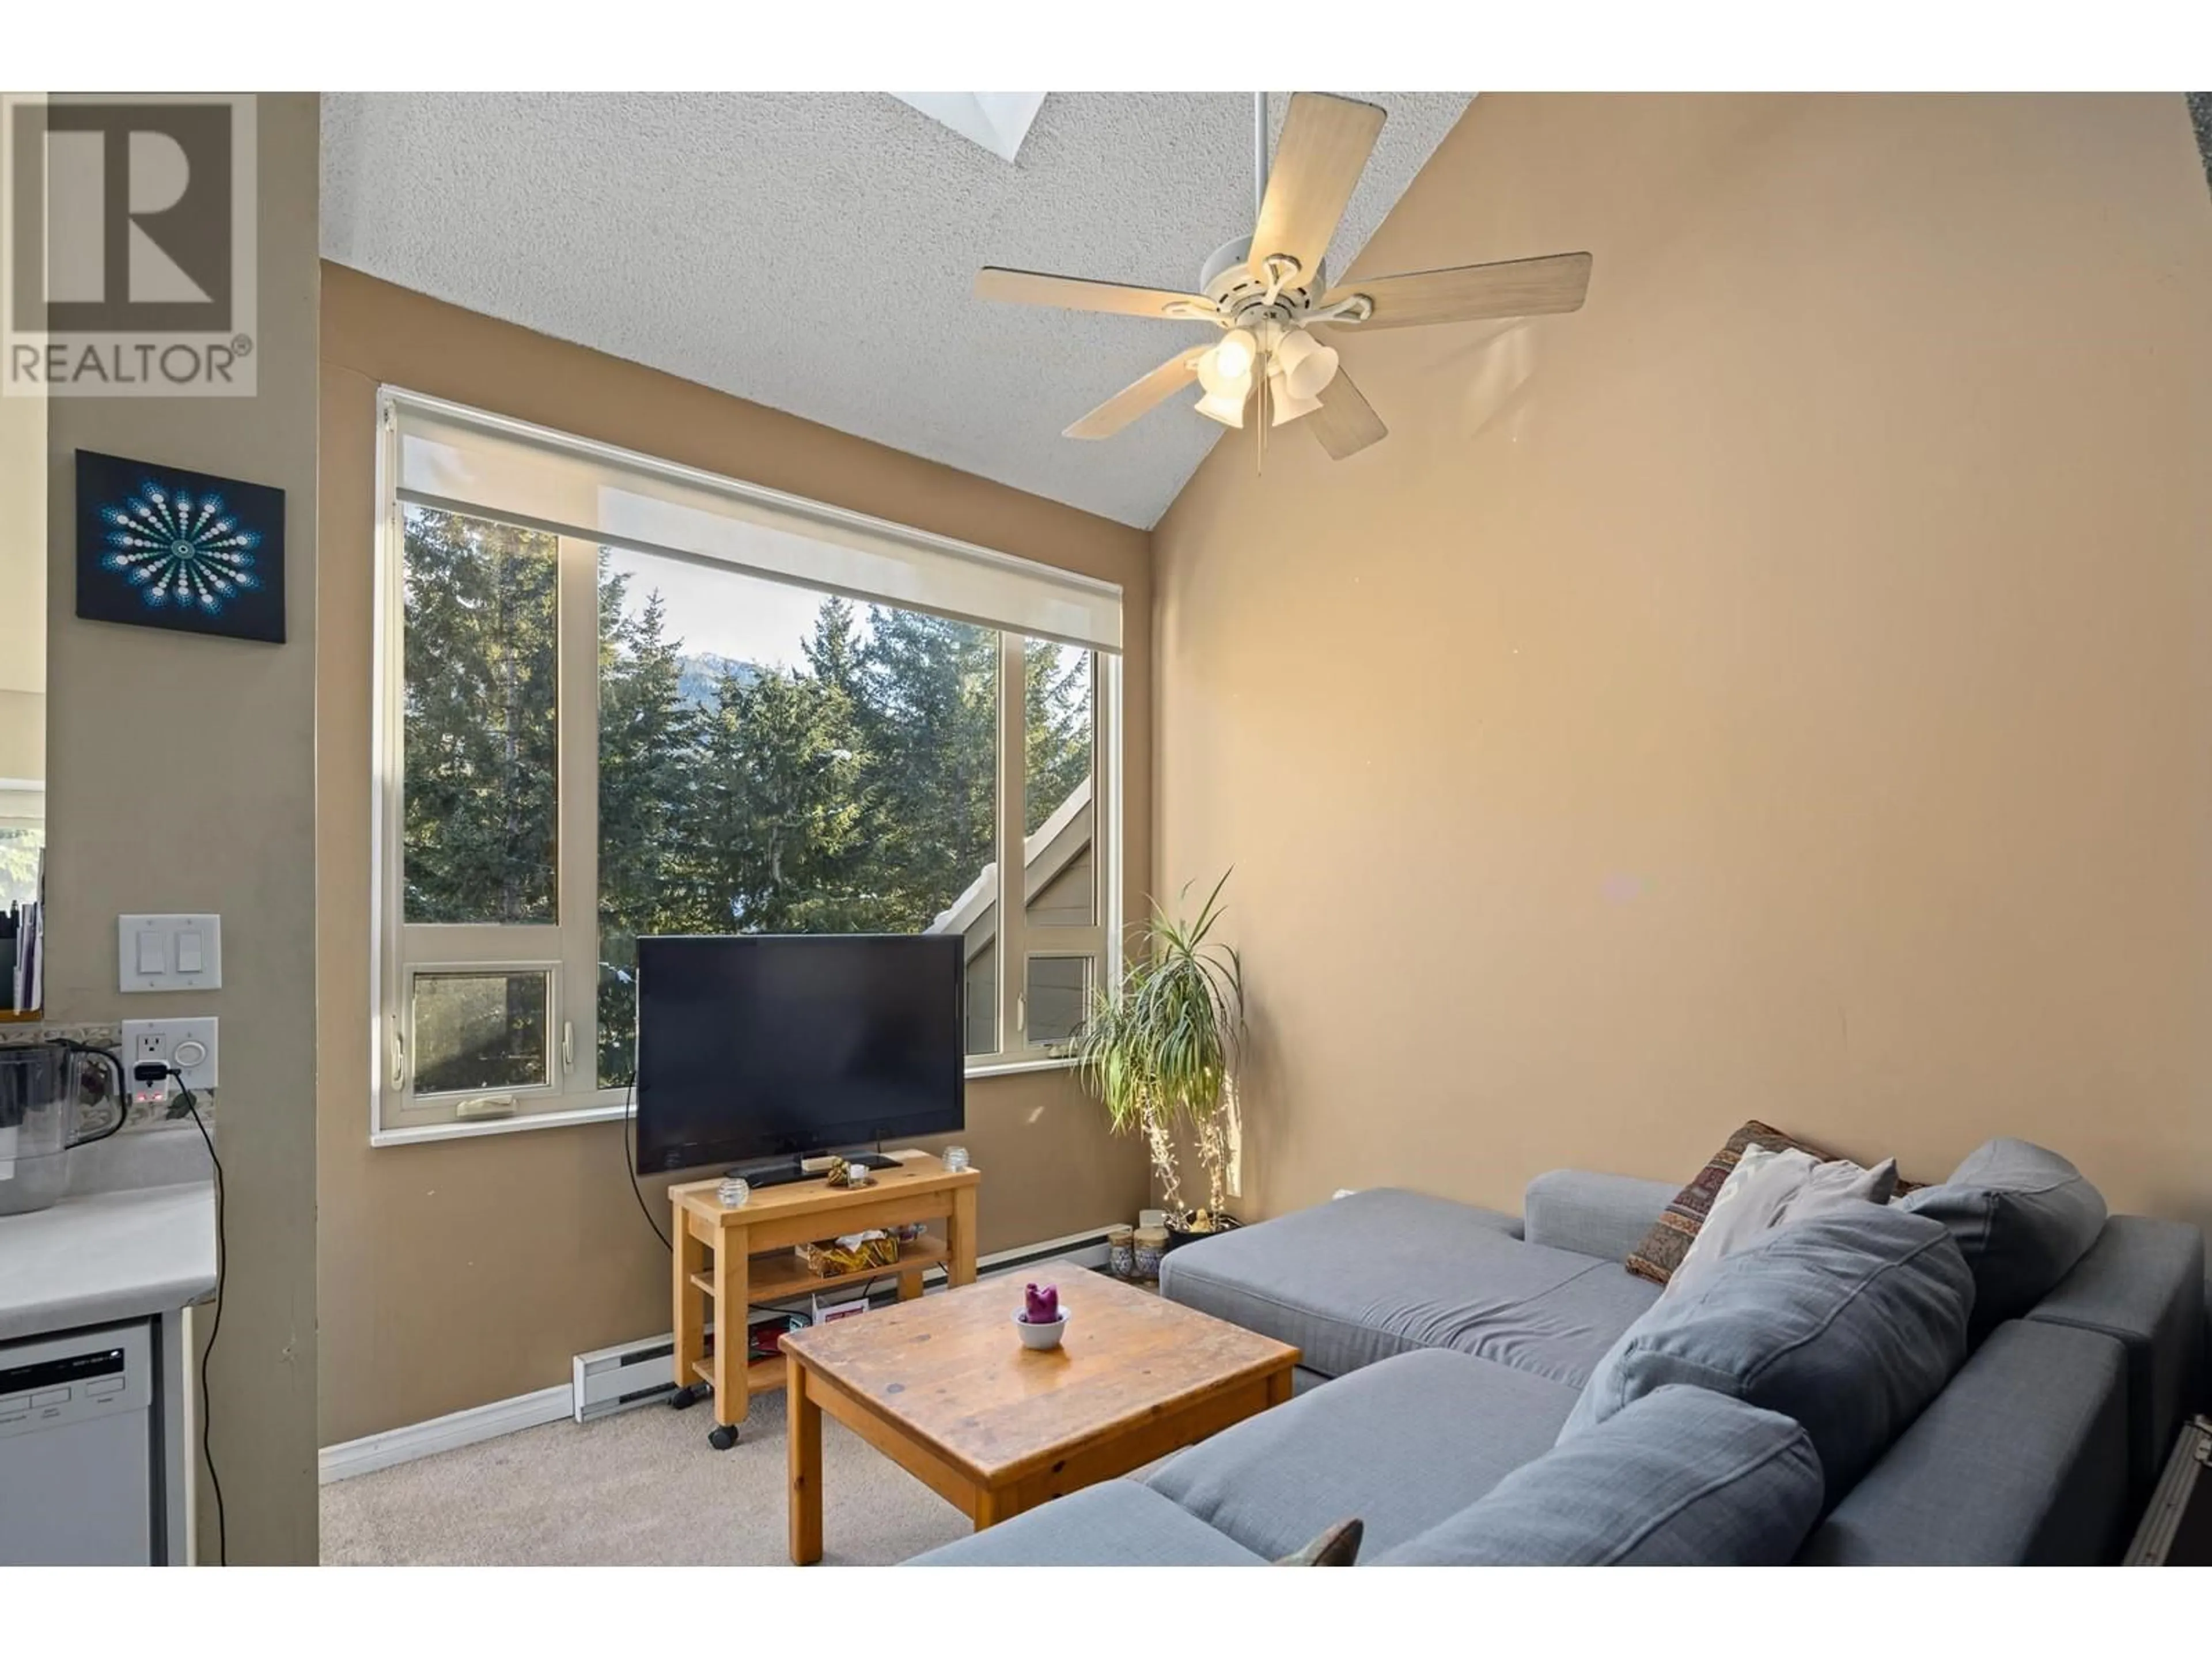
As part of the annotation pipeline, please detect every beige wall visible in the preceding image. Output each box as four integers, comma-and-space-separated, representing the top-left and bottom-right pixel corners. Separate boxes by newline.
317, 266, 1151, 1445
43, 94, 320, 1562
2, 387, 44, 781
0, 693, 39, 782
1154, 95, 2212, 1238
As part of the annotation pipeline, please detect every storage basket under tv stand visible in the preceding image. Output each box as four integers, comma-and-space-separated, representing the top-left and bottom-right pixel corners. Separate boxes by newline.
666, 1150, 980, 1449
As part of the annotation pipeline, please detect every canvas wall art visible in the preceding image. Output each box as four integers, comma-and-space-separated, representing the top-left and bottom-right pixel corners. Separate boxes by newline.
75, 449, 286, 644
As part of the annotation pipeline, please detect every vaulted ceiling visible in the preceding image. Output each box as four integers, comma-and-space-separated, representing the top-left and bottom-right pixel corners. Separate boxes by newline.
320, 92, 1472, 527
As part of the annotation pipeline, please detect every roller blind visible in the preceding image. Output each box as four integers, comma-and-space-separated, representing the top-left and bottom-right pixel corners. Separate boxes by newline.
384, 390, 1123, 653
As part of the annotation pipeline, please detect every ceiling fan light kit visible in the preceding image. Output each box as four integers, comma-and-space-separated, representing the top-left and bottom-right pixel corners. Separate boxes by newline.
1208, 327, 1257, 383
1192, 327, 1257, 427
975, 91, 1595, 462
1192, 319, 1342, 431
1270, 326, 1339, 402
1193, 388, 1249, 429
1266, 379, 1325, 429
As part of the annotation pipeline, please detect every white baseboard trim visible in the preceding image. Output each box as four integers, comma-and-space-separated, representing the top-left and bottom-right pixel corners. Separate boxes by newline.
978, 1226, 1111, 1272
315, 1224, 1116, 1485
319, 1382, 574, 1485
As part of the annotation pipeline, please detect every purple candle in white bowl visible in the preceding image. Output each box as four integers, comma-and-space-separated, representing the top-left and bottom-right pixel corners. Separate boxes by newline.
1014, 1281, 1069, 1349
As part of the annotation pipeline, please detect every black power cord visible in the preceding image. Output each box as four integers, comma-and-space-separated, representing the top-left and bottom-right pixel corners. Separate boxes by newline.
620, 1076, 672, 1253
129, 1057, 227, 1569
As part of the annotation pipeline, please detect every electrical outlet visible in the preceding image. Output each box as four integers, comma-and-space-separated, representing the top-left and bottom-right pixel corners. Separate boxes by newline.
120, 1018, 218, 1107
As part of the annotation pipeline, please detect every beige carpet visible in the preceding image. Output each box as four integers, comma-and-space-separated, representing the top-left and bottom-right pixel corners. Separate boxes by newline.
320, 1387, 972, 1566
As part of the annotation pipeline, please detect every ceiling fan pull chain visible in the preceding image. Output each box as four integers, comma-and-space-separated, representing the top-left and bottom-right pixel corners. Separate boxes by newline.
1255, 356, 1268, 475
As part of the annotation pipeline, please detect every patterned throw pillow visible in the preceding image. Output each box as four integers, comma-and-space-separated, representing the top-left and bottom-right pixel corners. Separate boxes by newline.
1624, 1120, 1834, 1286
1660, 1147, 1899, 1301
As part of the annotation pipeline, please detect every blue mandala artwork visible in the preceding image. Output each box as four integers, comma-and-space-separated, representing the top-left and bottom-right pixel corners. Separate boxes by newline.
100, 479, 263, 613
76, 450, 286, 643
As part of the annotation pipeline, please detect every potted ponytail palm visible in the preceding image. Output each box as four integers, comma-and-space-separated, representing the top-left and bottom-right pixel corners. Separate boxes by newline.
1067, 871, 1245, 1247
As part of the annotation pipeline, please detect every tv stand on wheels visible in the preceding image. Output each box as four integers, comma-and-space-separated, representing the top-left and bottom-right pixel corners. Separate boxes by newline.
667, 1150, 980, 1450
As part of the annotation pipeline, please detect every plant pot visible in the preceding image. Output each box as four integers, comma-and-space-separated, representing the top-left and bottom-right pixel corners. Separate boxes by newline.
1014, 1309, 1070, 1350
1164, 1213, 1241, 1254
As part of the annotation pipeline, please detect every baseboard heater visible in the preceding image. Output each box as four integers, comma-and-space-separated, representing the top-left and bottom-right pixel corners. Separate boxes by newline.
572, 1227, 1112, 1424
573, 1334, 684, 1423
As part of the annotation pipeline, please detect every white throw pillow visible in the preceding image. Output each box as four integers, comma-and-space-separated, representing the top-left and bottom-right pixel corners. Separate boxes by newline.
1661, 1147, 1899, 1300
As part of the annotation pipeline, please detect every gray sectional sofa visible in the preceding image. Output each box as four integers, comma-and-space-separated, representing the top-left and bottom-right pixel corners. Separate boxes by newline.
913, 1143, 2205, 1565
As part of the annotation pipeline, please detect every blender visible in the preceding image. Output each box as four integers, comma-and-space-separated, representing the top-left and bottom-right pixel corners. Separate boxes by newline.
0, 1041, 128, 1217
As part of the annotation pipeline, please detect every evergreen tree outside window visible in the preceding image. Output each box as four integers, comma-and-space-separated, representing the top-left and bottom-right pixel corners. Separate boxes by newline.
0, 819, 41, 912
1023, 639, 1096, 930
591, 551, 1027, 1086
400, 507, 559, 925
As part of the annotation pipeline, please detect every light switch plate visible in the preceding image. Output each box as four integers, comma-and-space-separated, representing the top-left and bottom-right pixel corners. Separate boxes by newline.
118, 914, 222, 992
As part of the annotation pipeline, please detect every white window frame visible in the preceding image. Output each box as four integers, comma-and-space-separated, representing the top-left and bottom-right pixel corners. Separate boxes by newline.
995, 636, 1114, 1067
370, 391, 1121, 1146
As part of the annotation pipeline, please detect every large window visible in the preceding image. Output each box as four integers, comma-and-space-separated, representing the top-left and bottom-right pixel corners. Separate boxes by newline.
373, 393, 1119, 1141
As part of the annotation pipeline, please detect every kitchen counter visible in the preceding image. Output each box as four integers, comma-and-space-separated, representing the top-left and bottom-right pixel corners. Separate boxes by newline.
0, 1154, 216, 1343
0, 1124, 215, 1565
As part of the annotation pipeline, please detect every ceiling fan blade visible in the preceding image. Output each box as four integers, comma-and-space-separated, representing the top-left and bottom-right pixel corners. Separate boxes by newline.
1306, 368, 1388, 460
976, 267, 1210, 320
1249, 93, 1387, 287
1065, 349, 1207, 440
1323, 252, 1593, 331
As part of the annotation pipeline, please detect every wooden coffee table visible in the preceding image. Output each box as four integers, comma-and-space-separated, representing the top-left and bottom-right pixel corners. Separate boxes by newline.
778, 1272, 1300, 1563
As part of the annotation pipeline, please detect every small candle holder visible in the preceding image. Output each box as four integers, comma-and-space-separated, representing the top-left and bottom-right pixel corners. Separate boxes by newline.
943, 1145, 971, 1173
1133, 1225, 1169, 1282
1107, 1225, 1136, 1279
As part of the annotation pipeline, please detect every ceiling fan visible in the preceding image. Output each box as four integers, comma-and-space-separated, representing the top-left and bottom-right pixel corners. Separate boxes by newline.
974, 92, 1592, 461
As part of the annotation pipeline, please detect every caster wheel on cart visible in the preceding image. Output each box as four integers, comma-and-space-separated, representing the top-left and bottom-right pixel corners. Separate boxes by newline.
707, 1424, 740, 1450
669, 1384, 701, 1410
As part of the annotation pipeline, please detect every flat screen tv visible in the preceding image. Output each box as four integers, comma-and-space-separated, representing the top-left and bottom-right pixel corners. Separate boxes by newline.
632, 933, 965, 1176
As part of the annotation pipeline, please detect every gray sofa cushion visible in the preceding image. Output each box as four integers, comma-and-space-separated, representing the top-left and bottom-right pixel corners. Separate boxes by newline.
1798, 1320, 2129, 1565
906, 1479, 1264, 1566
2024, 1213, 2207, 1501
1902, 1138, 2107, 1339
1374, 1386, 1824, 1566
1160, 1188, 1657, 1386
1523, 1170, 1679, 1262
1562, 1207, 1974, 1503
1142, 1346, 1579, 1559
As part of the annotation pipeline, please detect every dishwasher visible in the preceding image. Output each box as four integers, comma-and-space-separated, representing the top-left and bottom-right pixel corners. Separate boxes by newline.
0, 1319, 164, 1565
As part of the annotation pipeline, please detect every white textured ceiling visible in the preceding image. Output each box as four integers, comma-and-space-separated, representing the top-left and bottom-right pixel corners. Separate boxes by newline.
320, 92, 1472, 527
